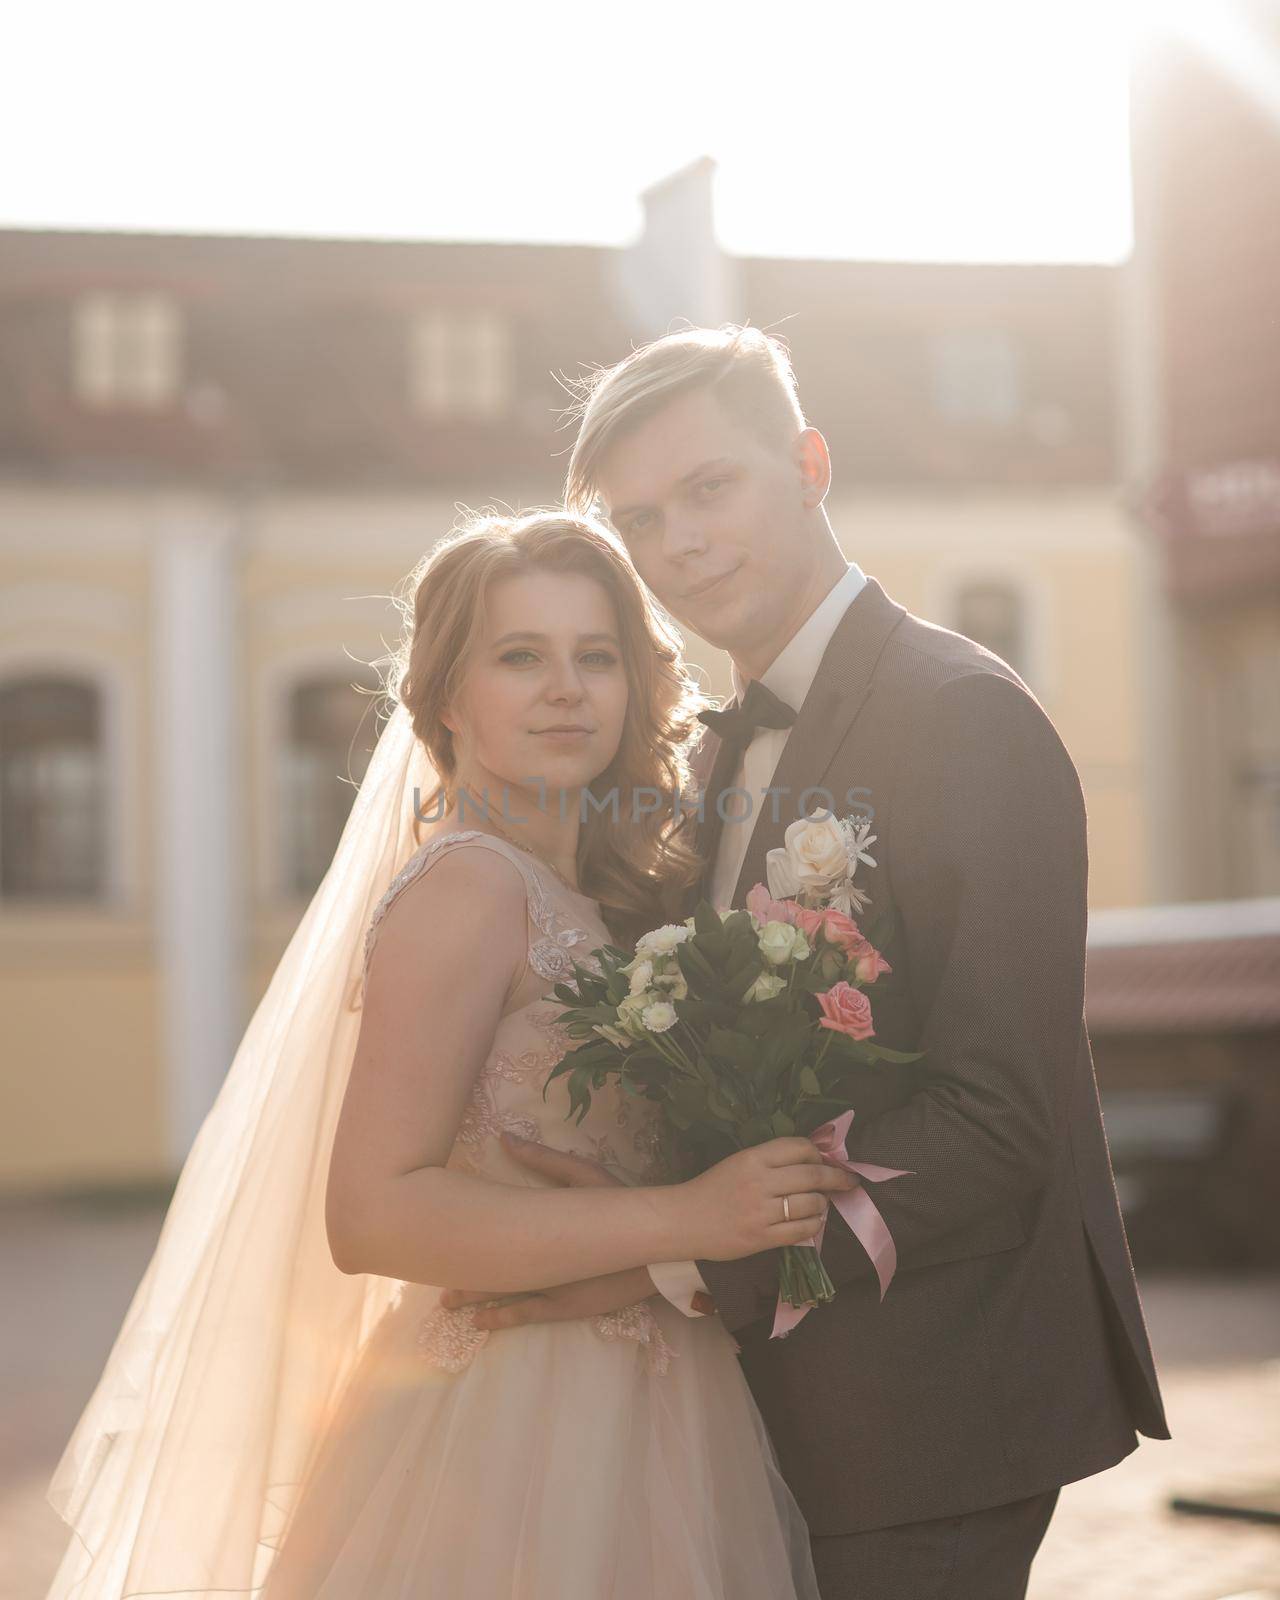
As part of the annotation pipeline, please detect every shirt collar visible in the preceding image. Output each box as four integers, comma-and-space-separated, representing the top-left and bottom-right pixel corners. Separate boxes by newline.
729, 559, 868, 709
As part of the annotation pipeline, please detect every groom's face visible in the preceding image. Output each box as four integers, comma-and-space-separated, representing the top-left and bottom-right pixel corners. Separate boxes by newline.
593, 386, 822, 656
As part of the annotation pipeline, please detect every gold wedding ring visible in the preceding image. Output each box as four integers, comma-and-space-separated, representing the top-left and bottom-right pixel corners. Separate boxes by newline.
782, 1194, 792, 1222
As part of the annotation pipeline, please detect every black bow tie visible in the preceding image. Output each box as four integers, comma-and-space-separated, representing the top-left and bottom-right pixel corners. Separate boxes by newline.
696, 679, 797, 749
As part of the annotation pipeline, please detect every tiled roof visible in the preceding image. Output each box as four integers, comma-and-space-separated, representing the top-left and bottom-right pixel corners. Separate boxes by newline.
0, 227, 1118, 489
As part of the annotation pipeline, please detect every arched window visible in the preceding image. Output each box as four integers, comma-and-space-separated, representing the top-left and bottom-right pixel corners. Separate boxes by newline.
954, 581, 1027, 679
0, 675, 105, 899
280, 673, 379, 896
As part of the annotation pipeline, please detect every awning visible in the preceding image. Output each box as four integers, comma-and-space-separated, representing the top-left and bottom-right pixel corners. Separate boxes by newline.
1084, 898, 1280, 1033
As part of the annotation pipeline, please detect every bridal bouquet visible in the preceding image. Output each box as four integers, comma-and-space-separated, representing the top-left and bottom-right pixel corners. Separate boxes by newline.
546, 812, 923, 1338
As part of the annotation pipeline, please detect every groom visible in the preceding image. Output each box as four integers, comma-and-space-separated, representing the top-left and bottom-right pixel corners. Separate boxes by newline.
442, 326, 1170, 1597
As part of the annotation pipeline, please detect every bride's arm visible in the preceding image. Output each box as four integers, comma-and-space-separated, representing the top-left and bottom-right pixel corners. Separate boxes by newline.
326, 846, 846, 1290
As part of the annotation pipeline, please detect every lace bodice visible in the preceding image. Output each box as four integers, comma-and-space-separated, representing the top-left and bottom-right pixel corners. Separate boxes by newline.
359, 829, 675, 1376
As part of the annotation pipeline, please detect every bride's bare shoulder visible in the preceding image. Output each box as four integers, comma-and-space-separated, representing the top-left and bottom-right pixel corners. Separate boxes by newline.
362, 831, 529, 989
377, 831, 526, 924
356, 832, 528, 1004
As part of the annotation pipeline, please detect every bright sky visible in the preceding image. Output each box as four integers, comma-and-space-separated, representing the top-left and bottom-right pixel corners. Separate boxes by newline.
4, 0, 1139, 262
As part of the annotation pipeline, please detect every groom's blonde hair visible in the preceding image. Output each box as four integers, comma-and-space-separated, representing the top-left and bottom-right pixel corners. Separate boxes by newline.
564, 324, 806, 515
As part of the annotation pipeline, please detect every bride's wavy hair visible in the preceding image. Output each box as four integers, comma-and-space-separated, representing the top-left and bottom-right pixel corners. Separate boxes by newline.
386, 508, 708, 942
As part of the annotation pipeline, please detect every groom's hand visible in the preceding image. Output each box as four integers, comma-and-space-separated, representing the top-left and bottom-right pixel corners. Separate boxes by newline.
496, 1130, 621, 1189
439, 1265, 658, 1326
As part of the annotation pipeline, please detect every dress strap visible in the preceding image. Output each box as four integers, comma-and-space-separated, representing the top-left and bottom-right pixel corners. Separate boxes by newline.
359, 829, 596, 1002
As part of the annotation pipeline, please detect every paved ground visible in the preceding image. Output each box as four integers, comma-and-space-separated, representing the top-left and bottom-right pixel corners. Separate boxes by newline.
3, 1195, 1278, 1599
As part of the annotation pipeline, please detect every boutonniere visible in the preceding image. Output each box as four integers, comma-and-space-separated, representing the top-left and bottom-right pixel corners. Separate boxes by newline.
765, 810, 878, 917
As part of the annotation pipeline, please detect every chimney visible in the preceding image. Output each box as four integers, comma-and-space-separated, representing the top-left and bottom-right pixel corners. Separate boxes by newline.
615, 157, 743, 339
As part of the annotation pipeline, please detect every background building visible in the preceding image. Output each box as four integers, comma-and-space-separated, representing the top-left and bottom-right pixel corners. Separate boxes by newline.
1083, 1, 1280, 1268
2, 165, 1152, 1192
1124, 0, 1280, 906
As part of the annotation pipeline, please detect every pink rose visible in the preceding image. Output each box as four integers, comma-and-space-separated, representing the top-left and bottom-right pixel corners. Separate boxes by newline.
814, 908, 863, 955
790, 904, 827, 941
816, 981, 876, 1040
853, 947, 892, 984
787, 905, 852, 947
746, 883, 800, 926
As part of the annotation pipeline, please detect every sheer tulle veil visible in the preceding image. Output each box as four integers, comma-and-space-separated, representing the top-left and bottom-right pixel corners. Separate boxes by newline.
44, 697, 441, 1598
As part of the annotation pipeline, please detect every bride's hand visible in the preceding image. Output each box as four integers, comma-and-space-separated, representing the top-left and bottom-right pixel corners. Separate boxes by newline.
675, 1137, 860, 1262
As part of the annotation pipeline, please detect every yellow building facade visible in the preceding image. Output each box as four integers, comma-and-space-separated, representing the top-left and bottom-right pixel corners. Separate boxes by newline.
1, 477, 1151, 1193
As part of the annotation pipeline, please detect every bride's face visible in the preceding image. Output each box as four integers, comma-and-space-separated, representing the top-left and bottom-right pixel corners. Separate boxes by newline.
442, 568, 630, 801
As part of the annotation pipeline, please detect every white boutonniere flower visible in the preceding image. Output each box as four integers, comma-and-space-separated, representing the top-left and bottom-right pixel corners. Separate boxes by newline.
765, 810, 878, 915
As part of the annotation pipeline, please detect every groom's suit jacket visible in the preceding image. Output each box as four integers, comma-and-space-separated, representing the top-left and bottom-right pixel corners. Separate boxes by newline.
684, 576, 1170, 1537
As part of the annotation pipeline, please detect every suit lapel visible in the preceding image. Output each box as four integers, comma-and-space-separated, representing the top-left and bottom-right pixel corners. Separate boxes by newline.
730, 576, 906, 907
690, 692, 742, 901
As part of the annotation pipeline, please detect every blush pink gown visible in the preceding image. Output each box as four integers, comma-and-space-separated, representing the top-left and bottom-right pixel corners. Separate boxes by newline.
259, 828, 820, 1600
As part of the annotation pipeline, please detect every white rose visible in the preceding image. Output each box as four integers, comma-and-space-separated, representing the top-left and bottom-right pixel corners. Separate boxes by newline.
758, 920, 810, 967
745, 971, 787, 1003
641, 1000, 678, 1033
783, 812, 850, 888
636, 923, 691, 959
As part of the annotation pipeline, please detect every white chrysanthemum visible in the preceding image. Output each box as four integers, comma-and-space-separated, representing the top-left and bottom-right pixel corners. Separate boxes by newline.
627, 959, 654, 996
636, 923, 692, 959
641, 1000, 678, 1033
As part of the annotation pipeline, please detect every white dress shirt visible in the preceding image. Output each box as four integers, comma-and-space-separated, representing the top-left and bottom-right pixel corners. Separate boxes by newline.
648, 559, 869, 1315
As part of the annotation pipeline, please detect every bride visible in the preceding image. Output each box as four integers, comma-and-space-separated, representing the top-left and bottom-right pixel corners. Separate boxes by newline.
44, 509, 854, 1599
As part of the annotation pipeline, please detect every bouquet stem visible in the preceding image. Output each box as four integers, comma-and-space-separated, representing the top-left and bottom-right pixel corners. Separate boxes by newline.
779, 1244, 836, 1309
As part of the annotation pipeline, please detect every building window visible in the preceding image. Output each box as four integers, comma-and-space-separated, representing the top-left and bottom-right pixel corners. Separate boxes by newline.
0, 676, 106, 899
954, 581, 1027, 678
409, 308, 512, 421
929, 329, 1021, 427
280, 675, 379, 896
72, 291, 181, 410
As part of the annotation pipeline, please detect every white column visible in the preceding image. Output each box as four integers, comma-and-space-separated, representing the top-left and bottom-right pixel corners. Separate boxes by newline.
151, 496, 244, 1164
1118, 42, 1183, 906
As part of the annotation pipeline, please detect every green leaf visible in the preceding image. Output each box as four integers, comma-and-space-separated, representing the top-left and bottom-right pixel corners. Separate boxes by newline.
673, 997, 737, 1028
706, 1027, 758, 1069
692, 901, 723, 940
706, 1088, 736, 1121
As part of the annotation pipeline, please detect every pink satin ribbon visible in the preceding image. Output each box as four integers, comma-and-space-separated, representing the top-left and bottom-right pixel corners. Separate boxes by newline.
771, 1108, 913, 1340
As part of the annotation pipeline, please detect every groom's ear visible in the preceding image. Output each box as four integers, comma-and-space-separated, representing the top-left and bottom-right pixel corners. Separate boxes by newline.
795, 427, 832, 508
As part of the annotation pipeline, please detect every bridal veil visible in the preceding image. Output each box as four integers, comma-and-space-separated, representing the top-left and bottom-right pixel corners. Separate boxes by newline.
44, 698, 440, 1598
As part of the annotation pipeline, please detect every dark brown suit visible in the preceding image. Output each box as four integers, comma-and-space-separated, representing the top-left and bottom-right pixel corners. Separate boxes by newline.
687, 577, 1170, 1564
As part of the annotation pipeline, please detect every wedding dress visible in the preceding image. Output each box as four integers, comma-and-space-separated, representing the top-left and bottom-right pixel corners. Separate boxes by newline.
258, 828, 820, 1598
42, 698, 817, 1599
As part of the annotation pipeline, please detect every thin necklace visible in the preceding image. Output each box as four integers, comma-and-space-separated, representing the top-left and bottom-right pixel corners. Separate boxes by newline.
481, 811, 586, 899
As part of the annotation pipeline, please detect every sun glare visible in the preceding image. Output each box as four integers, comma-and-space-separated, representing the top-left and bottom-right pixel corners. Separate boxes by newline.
0, 0, 1151, 263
